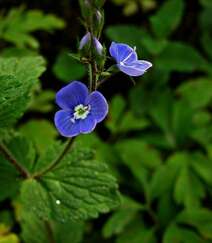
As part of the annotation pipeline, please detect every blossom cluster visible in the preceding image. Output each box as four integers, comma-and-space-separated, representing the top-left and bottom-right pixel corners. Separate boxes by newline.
54, 34, 152, 137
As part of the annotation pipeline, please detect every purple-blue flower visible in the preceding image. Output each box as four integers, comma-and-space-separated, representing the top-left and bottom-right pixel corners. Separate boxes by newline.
54, 81, 108, 137
79, 32, 103, 55
109, 42, 152, 77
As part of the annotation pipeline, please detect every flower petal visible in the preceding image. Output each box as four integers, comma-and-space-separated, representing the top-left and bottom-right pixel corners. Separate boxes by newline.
54, 110, 80, 137
79, 32, 91, 49
79, 115, 96, 134
109, 42, 137, 63
56, 81, 89, 110
94, 37, 103, 55
86, 91, 108, 123
136, 60, 153, 70
117, 60, 152, 76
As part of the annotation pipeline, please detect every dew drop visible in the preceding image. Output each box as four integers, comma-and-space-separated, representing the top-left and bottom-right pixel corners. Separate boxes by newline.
56, 200, 61, 205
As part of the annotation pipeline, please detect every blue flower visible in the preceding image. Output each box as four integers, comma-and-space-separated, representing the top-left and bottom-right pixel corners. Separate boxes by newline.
54, 81, 108, 137
109, 42, 152, 77
79, 32, 103, 55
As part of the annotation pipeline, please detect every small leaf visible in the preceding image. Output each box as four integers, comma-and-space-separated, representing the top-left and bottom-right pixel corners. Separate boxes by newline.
150, 0, 185, 38
53, 50, 86, 82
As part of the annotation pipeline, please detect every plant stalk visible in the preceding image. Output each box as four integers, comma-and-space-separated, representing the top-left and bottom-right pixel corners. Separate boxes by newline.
0, 142, 30, 178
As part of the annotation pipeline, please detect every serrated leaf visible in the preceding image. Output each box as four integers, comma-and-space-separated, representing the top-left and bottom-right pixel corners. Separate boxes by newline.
0, 57, 45, 133
21, 211, 84, 243
21, 144, 120, 222
150, 0, 185, 38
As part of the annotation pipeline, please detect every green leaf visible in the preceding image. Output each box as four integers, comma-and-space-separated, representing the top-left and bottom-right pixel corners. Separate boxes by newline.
0, 8, 65, 48
177, 208, 212, 239
21, 144, 120, 222
102, 196, 143, 238
106, 95, 126, 133
116, 139, 162, 171
21, 211, 84, 243
174, 164, 205, 209
156, 42, 207, 72
172, 100, 193, 145
116, 219, 156, 243
29, 90, 55, 113
0, 136, 35, 201
163, 223, 206, 243
191, 153, 212, 187
118, 112, 150, 133
105, 25, 149, 56
0, 57, 46, 133
19, 120, 57, 156
177, 78, 212, 109
150, 0, 185, 38
149, 163, 178, 200
53, 51, 86, 82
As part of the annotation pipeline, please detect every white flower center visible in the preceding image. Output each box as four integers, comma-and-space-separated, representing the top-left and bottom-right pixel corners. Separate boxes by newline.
70, 104, 90, 123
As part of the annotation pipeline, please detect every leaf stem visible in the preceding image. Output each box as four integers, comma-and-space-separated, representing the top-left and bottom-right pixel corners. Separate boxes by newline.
44, 220, 56, 243
0, 142, 30, 178
34, 138, 75, 178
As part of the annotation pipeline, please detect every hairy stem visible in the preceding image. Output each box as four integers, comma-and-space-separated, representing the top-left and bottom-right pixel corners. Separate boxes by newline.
34, 138, 75, 178
0, 142, 30, 178
88, 63, 93, 92
44, 220, 56, 243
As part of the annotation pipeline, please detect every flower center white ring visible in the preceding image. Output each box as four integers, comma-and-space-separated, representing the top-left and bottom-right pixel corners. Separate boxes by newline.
71, 104, 90, 123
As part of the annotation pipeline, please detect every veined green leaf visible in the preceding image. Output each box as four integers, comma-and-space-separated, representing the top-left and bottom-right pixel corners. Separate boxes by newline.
21, 144, 120, 222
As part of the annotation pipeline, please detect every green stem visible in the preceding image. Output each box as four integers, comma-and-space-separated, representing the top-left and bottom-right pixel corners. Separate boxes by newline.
88, 63, 93, 92
44, 220, 56, 243
34, 138, 75, 178
0, 142, 30, 178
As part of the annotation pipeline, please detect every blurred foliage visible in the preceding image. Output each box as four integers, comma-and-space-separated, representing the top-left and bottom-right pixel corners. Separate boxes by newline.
0, 0, 212, 243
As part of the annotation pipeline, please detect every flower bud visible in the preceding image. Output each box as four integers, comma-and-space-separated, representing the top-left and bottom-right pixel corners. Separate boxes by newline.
79, 32, 103, 56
